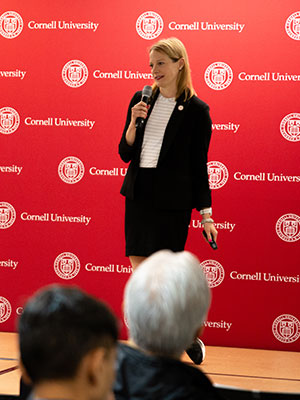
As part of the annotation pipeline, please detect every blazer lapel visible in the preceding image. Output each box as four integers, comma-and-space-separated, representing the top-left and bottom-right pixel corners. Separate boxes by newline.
157, 92, 189, 166
146, 89, 160, 122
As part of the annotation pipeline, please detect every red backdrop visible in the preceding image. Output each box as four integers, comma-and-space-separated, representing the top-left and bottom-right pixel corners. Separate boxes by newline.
1, 0, 299, 351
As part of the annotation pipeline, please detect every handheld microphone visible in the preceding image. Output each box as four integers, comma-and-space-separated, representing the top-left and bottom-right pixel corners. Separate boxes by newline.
135, 85, 152, 129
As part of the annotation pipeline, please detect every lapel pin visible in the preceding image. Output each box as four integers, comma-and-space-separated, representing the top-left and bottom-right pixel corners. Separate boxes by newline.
178, 105, 184, 111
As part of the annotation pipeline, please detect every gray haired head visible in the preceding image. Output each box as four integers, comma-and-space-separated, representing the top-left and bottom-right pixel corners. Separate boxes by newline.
124, 250, 211, 357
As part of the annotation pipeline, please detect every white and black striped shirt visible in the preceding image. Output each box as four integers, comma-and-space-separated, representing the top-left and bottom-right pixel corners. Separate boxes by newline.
140, 94, 176, 168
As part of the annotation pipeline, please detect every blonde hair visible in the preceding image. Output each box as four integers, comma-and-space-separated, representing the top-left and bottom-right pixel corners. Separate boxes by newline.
149, 37, 195, 101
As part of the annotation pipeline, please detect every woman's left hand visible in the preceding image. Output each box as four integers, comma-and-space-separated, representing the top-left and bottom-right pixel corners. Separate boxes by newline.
203, 223, 218, 243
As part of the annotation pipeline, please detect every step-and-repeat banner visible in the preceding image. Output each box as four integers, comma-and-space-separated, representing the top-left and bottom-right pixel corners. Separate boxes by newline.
1, 1, 299, 351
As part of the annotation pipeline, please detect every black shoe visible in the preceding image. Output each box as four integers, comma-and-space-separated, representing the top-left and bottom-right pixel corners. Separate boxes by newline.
186, 338, 205, 365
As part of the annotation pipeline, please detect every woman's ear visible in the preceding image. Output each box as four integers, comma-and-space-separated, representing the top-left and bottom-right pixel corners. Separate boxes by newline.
178, 58, 185, 71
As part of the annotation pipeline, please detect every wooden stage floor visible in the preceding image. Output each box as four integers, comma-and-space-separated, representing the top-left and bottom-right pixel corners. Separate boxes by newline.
1, 332, 300, 396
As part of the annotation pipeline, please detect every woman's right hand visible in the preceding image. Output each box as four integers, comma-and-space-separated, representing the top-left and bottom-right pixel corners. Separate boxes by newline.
131, 101, 149, 125
125, 101, 149, 146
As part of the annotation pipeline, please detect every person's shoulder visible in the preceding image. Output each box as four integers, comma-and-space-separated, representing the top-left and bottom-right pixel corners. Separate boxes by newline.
117, 342, 146, 363
128, 91, 142, 106
176, 361, 222, 396
189, 95, 210, 111
133, 90, 142, 100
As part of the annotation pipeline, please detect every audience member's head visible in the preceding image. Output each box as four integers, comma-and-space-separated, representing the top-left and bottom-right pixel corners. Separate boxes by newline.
19, 285, 118, 400
124, 250, 210, 358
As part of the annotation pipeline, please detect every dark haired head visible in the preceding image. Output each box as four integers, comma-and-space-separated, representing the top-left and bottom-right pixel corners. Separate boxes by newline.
19, 285, 118, 385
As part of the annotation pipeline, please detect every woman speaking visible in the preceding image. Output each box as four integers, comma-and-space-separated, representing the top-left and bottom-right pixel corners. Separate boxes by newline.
119, 37, 217, 270
119, 37, 218, 365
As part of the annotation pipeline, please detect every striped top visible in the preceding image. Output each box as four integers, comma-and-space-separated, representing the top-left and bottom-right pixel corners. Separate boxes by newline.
139, 94, 176, 168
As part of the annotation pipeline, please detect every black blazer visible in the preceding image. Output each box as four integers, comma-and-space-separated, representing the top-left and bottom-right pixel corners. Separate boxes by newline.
119, 89, 212, 211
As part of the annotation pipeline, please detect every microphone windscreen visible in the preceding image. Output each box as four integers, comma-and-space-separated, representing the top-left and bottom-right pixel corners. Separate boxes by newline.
142, 85, 152, 97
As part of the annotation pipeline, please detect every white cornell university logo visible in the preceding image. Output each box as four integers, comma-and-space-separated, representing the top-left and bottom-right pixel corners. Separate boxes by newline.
58, 156, 85, 184
0, 107, 20, 134
285, 12, 300, 40
62, 60, 89, 88
207, 161, 229, 189
0, 11, 23, 39
54, 252, 80, 280
272, 314, 300, 343
136, 11, 164, 40
0, 202, 16, 229
0, 296, 12, 323
275, 214, 300, 243
201, 260, 225, 288
280, 113, 300, 142
204, 62, 233, 90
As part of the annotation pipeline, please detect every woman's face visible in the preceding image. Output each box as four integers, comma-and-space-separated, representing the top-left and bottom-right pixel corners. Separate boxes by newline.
149, 50, 182, 93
